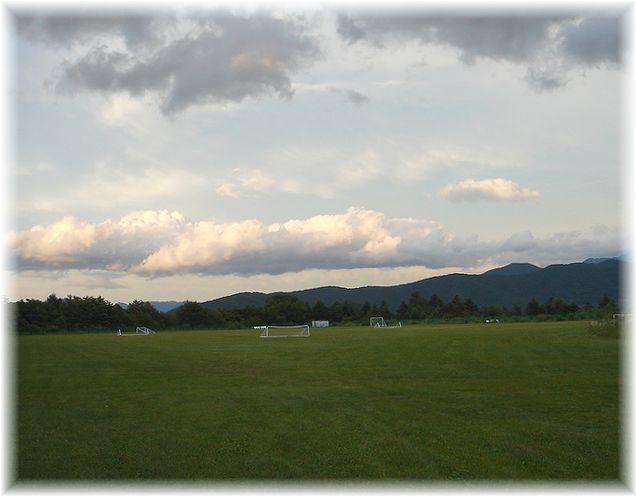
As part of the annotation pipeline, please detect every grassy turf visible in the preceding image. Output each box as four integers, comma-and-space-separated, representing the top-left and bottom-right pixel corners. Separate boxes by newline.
16, 321, 620, 481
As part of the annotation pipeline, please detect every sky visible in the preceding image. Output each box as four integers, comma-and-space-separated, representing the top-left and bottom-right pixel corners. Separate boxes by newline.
3, 2, 628, 304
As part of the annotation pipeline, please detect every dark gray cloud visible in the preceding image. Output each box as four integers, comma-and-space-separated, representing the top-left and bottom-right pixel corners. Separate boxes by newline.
525, 67, 568, 91
344, 89, 370, 105
337, 15, 560, 63
57, 47, 144, 94
19, 10, 623, 113
329, 87, 370, 105
17, 15, 173, 49
560, 16, 621, 66
337, 13, 622, 90
47, 15, 319, 115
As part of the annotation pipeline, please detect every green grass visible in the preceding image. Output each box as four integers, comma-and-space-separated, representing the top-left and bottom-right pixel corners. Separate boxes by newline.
16, 321, 620, 481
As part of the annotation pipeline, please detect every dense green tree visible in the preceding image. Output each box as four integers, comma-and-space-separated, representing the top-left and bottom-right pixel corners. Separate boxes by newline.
544, 297, 579, 315
45, 294, 67, 328
407, 292, 424, 318
312, 300, 329, 320
175, 301, 210, 328
444, 295, 464, 317
463, 298, 480, 316
328, 301, 344, 322
481, 305, 501, 318
377, 301, 391, 319
428, 294, 444, 317
12, 287, 618, 333
264, 295, 309, 324
341, 301, 355, 322
127, 300, 164, 328
526, 298, 543, 316
396, 301, 410, 320
511, 304, 523, 316
598, 294, 618, 317
16, 299, 49, 330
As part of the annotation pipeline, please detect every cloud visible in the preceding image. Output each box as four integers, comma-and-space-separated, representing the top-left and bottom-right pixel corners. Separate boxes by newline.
560, 16, 621, 66
439, 178, 540, 202
336, 13, 622, 90
215, 183, 242, 198
17, 14, 173, 49
10, 210, 187, 270
132, 208, 406, 275
12, 207, 617, 277
343, 89, 370, 105
52, 14, 320, 115
10, 216, 100, 264
329, 87, 370, 105
524, 67, 568, 92
30, 166, 208, 212
99, 93, 145, 125
337, 15, 561, 62
241, 142, 523, 201
215, 169, 277, 198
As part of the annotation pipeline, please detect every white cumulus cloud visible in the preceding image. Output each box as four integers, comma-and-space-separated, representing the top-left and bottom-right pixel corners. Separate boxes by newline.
439, 178, 541, 202
11, 207, 617, 277
10, 216, 100, 264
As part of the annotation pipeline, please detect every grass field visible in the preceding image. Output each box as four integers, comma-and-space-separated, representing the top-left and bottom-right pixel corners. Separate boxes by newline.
16, 321, 620, 481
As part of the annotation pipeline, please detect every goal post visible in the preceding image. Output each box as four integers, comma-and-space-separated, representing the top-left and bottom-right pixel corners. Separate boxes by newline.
117, 326, 156, 336
260, 324, 310, 338
370, 317, 401, 328
136, 326, 156, 334
370, 316, 385, 327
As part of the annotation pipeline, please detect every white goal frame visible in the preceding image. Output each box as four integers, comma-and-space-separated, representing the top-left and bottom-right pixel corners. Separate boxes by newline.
260, 324, 310, 338
136, 326, 156, 334
370, 316, 402, 329
117, 326, 156, 336
370, 316, 385, 327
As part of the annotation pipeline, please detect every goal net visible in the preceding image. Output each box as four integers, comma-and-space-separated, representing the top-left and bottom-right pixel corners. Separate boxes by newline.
370, 317, 401, 328
370, 316, 385, 327
117, 326, 156, 336
260, 325, 310, 338
136, 326, 156, 334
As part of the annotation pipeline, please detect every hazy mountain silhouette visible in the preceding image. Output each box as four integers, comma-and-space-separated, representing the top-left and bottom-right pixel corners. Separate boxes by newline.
197, 258, 620, 311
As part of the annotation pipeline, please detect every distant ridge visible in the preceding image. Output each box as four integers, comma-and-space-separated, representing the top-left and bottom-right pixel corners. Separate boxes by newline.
117, 301, 185, 313
583, 257, 618, 264
149, 301, 186, 313
202, 292, 268, 310
198, 258, 621, 312
483, 263, 541, 276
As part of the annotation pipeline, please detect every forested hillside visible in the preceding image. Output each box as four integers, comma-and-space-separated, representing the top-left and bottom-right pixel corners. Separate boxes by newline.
201, 259, 621, 311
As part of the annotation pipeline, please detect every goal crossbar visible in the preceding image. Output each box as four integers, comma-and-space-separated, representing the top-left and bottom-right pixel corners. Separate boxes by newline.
260, 324, 310, 338
370, 317, 401, 328
370, 316, 385, 327
117, 326, 156, 336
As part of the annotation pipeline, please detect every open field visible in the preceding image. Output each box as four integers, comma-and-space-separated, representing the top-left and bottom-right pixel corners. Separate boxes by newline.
16, 321, 620, 481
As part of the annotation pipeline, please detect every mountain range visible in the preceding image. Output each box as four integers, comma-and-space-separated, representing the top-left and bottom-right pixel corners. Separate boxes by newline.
117, 300, 185, 313
195, 257, 622, 312
123, 258, 621, 313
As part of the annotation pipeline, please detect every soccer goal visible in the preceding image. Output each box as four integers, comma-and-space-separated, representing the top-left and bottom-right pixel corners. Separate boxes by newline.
370, 316, 385, 327
370, 317, 402, 328
260, 324, 310, 338
136, 326, 156, 334
117, 326, 156, 336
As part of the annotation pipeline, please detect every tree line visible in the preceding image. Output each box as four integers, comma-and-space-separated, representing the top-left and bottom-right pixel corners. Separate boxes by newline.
11, 291, 620, 333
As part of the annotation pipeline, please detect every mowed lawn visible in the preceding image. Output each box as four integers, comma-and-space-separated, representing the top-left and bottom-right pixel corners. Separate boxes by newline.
16, 321, 620, 480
